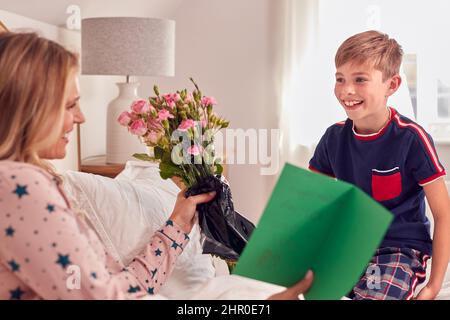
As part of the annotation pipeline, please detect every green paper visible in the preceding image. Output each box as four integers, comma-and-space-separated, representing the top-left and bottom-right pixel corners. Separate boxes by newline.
233, 163, 393, 300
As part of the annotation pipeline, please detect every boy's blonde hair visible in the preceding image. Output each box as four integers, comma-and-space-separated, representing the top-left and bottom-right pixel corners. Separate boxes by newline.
0, 32, 78, 179
335, 30, 403, 81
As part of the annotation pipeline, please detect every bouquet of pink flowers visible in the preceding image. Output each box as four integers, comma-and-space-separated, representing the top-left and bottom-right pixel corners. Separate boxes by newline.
118, 79, 255, 264
118, 78, 228, 187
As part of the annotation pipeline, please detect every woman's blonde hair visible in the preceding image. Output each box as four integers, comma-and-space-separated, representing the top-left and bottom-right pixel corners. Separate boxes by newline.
0, 32, 78, 178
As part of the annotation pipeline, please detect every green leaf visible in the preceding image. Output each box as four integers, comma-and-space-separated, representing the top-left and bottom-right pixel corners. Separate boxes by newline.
190, 77, 200, 91
154, 146, 164, 160
133, 153, 154, 162
215, 163, 223, 175
159, 169, 172, 180
159, 160, 184, 180
149, 97, 159, 107
153, 85, 160, 96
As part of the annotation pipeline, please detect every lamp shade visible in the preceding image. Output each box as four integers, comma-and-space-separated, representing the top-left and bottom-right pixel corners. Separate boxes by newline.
81, 17, 175, 164
81, 17, 175, 76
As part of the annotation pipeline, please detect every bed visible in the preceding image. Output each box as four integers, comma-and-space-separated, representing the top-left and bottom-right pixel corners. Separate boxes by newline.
62, 161, 450, 300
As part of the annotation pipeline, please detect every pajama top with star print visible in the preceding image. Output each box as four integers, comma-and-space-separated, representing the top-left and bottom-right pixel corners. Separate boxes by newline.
0, 161, 190, 299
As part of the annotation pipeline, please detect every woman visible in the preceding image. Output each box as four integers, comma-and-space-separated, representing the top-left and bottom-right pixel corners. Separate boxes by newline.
0, 32, 312, 300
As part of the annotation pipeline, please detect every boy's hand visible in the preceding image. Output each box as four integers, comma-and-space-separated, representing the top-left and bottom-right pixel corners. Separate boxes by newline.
415, 284, 440, 300
268, 270, 314, 300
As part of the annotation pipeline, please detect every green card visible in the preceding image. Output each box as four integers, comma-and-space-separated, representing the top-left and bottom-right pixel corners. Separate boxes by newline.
233, 163, 393, 300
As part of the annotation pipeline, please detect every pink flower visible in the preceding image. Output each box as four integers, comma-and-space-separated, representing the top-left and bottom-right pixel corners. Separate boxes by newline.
130, 99, 151, 114
129, 112, 140, 121
129, 119, 147, 136
162, 93, 181, 108
184, 94, 193, 104
187, 145, 202, 156
162, 94, 171, 102
147, 118, 163, 131
201, 96, 217, 107
158, 109, 174, 121
177, 119, 196, 131
117, 111, 132, 126
145, 131, 161, 144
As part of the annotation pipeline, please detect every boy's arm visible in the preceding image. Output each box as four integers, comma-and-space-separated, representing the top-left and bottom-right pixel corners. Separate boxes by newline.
417, 178, 450, 300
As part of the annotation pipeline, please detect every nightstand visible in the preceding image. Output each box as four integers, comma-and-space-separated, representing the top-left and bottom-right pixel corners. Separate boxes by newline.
79, 155, 125, 178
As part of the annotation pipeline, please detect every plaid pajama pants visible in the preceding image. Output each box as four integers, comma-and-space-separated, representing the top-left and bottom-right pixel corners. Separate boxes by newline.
348, 247, 430, 300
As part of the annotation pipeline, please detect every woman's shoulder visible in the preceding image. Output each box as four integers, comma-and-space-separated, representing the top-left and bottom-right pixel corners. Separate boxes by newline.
0, 160, 69, 209
0, 160, 56, 187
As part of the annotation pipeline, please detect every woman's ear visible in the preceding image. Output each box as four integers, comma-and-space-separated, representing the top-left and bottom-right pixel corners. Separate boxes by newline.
387, 74, 402, 97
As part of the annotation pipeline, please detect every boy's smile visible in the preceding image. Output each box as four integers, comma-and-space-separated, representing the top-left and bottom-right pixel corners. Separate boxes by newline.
334, 62, 401, 134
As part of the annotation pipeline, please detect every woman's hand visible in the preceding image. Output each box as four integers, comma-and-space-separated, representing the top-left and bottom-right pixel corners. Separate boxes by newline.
268, 270, 314, 300
169, 188, 216, 233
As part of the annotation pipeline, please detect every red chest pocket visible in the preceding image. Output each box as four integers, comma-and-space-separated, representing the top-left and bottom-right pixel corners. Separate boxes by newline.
371, 167, 402, 202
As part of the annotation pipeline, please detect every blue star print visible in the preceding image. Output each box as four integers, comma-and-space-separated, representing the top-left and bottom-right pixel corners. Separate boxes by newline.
46, 204, 55, 213
184, 233, 190, 240
171, 241, 179, 250
165, 220, 174, 227
127, 285, 141, 293
56, 254, 71, 269
5, 226, 15, 237
13, 184, 28, 199
8, 260, 20, 272
10, 287, 25, 300
147, 287, 154, 295
90, 272, 97, 279
154, 248, 162, 256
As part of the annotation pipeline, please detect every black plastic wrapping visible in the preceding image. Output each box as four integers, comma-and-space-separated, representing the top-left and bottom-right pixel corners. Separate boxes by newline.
185, 175, 255, 261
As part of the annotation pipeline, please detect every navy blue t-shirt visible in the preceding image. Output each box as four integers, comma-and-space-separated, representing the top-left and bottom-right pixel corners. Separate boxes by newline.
309, 107, 446, 255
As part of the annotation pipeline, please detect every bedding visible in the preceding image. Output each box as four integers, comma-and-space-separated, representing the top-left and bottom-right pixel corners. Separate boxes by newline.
62, 161, 449, 300
63, 161, 216, 299
192, 270, 450, 300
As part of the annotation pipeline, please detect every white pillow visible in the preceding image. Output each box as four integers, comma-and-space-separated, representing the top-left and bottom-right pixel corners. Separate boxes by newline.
62, 161, 216, 299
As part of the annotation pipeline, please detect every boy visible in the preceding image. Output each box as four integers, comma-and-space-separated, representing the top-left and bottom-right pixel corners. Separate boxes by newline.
309, 30, 450, 300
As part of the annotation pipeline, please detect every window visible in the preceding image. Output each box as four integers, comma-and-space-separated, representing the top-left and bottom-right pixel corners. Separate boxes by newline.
316, 0, 450, 126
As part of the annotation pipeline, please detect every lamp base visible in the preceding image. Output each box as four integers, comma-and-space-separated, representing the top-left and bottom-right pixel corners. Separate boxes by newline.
106, 82, 146, 164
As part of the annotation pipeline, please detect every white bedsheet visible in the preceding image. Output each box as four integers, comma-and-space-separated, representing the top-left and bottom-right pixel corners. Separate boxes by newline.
189, 275, 285, 300
189, 260, 450, 300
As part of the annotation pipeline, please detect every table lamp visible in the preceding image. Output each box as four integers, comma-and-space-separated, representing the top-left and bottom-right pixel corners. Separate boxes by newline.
81, 17, 175, 164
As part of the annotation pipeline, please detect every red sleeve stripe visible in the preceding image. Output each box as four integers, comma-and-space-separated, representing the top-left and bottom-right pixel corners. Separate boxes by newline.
418, 171, 446, 186
393, 114, 444, 173
405, 277, 419, 300
308, 165, 335, 178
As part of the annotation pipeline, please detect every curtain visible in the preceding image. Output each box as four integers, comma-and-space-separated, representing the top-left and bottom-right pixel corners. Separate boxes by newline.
277, 0, 321, 170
